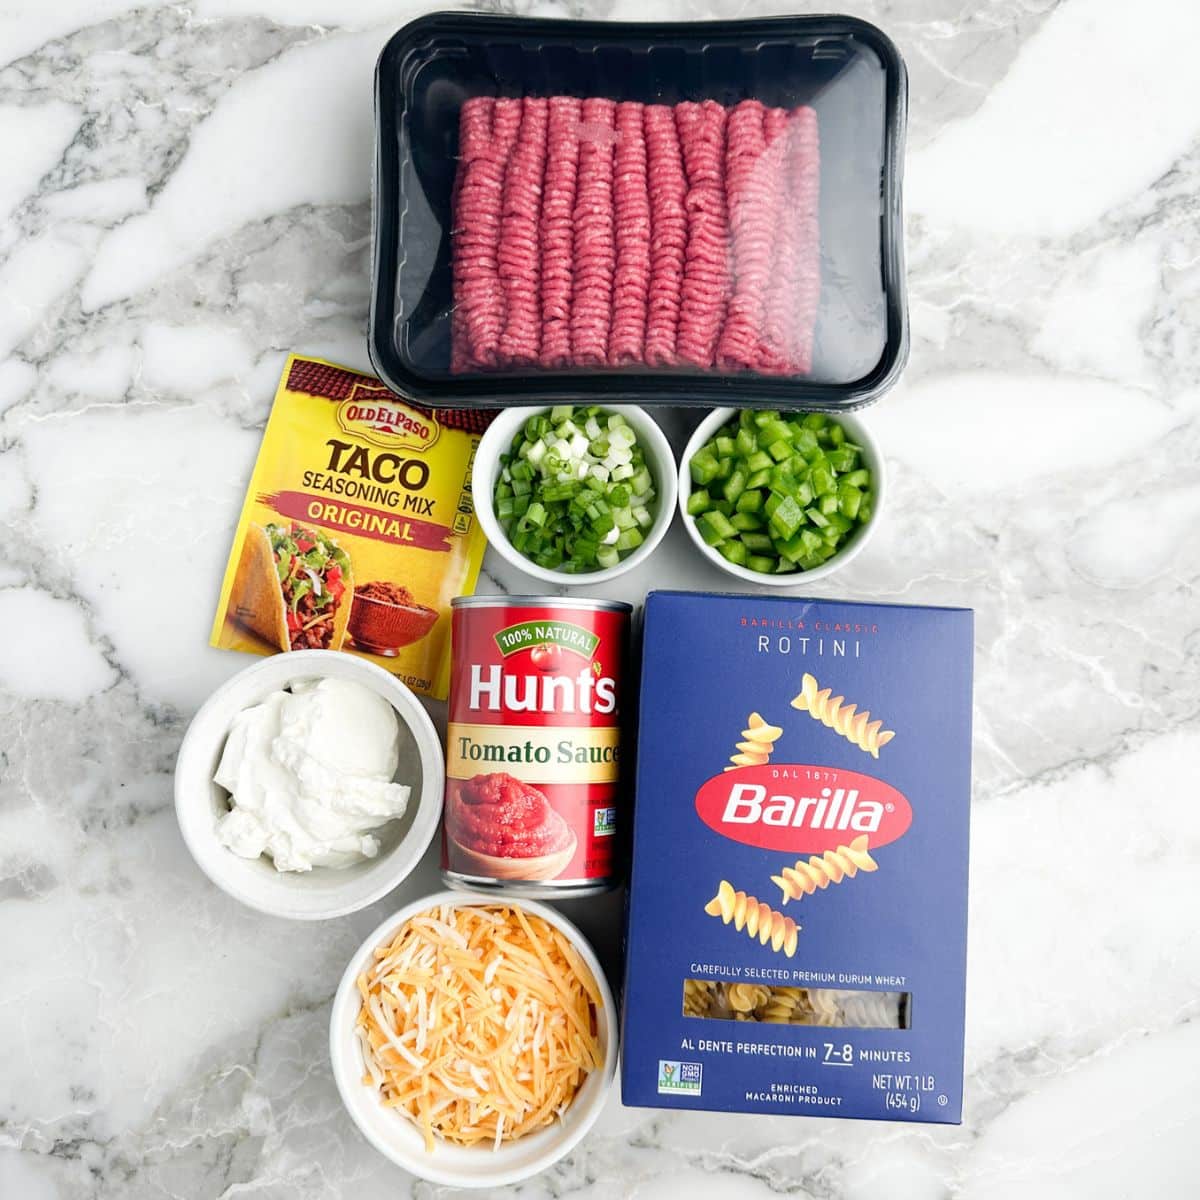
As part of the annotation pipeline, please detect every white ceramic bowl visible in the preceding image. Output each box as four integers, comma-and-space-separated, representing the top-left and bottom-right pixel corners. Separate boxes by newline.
678, 407, 886, 587
473, 404, 677, 586
175, 651, 443, 920
330, 891, 618, 1188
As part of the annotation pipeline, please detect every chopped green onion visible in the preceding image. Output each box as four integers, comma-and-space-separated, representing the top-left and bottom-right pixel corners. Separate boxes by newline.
495, 407, 658, 573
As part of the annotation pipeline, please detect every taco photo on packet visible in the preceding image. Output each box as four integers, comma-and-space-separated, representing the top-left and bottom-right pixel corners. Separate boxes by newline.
211, 354, 491, 699
230, 522, 353, 652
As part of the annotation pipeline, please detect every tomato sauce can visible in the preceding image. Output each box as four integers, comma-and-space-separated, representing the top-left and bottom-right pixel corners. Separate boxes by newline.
441, 595, 632, 897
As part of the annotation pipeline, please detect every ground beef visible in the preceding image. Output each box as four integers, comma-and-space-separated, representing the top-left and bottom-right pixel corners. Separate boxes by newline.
570, 97, 617, 365
788, 105, 822, 376
449, 94, 820, 377
644, 103, 688, 366
758, 105, 797, 374
540, 96, 582, 368
674, 99, 731, 368
498, 96, 549, 365
456, 97, 521, 367
718, 100, 779, 372
609, 101, 650, 365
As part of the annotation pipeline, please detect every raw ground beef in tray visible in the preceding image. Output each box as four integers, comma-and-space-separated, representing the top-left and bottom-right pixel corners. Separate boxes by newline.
497, 97, 549, 367
644, 103, 688, 367
609, 101, 651, 365
675, 99, 731, 370
786, 106, 821, 376
449, 93, 820, 377
539, 96, 582, 369
570, 97, 618, 366
453, 97, 521, 368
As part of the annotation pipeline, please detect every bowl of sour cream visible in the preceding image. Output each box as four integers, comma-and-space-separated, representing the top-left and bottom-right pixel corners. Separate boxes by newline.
175, 651, 443, 919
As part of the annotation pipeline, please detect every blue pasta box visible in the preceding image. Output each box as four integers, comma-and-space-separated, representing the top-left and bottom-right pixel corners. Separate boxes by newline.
621, 590, 973, 1123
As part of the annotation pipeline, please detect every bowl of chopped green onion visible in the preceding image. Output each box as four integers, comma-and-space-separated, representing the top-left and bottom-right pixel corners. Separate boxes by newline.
679, 408, 884, 586
474, 404, 677, 584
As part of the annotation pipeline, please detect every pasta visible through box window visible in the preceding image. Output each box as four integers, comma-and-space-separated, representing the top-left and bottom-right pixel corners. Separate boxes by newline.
681, 978, 908, 1029
773, 834, 878, 904
834, 989, 906, 1029
725, 711, 783, 771
355, 903, 604, 1153
807, 987, 843, 1026
726, 982, 772, 1012
682, 977, 717, 1017
789, 672, 895, 757
757, 986, 811, 1024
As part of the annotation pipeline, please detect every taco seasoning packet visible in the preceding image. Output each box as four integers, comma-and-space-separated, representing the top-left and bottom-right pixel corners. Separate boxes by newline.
210, 354, 492, 699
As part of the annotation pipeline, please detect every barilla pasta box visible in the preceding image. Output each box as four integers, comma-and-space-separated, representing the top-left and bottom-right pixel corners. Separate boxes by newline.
621, 591, 973, 1123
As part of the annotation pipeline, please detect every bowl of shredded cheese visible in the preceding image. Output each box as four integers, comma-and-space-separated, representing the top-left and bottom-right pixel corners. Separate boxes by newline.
330, 892, 617, 1187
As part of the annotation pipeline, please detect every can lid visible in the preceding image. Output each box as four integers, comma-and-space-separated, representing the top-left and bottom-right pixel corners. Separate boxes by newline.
453, 595, 633, 613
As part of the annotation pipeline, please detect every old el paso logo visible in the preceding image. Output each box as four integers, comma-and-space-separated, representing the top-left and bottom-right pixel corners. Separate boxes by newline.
336, 387, 440, 451
694, 765, 912, 853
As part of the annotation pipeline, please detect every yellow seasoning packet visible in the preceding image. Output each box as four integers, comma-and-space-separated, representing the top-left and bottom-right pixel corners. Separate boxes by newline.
211, 354, 492, 699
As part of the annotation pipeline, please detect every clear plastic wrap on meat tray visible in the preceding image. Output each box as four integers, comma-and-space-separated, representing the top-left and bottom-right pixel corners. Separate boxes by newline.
371, 14, 908, 410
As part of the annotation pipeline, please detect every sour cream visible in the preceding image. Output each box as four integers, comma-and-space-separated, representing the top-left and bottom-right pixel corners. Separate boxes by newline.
214, 677, 411, 872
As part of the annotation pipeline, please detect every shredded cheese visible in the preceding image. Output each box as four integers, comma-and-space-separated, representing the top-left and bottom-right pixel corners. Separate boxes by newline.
355, 903, 603, 1153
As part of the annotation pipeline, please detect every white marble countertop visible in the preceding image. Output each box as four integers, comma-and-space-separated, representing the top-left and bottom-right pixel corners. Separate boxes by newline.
2, 0, 1198, 1196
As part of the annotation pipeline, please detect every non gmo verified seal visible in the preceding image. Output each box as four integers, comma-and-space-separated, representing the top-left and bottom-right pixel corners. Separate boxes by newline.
657, 1060, 702, 1096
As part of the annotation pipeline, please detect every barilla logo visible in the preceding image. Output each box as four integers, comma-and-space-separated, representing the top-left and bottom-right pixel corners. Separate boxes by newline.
336, 385, 439, 451
694, 764, 911, 853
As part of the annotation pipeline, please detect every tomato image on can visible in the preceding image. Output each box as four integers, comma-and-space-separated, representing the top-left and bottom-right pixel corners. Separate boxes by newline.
442, 595, 631, 896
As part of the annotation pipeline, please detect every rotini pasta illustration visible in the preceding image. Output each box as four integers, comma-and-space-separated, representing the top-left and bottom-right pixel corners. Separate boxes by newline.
789, 672, 895, 758
680, 979, 907, 1029
704, 881, 800, 958
772, 834, 878, 905
724, 711, 783, 771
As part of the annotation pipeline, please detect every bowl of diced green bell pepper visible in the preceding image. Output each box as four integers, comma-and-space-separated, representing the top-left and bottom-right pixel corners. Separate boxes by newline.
678, 407, 885, 586
474, 404, 678, 585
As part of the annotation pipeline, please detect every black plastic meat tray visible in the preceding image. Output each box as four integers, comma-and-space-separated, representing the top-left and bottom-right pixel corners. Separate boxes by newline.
370, 12, 908, 410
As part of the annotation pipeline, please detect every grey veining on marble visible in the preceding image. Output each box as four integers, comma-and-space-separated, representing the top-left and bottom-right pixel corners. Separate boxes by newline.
2, 1, 1199, 1197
